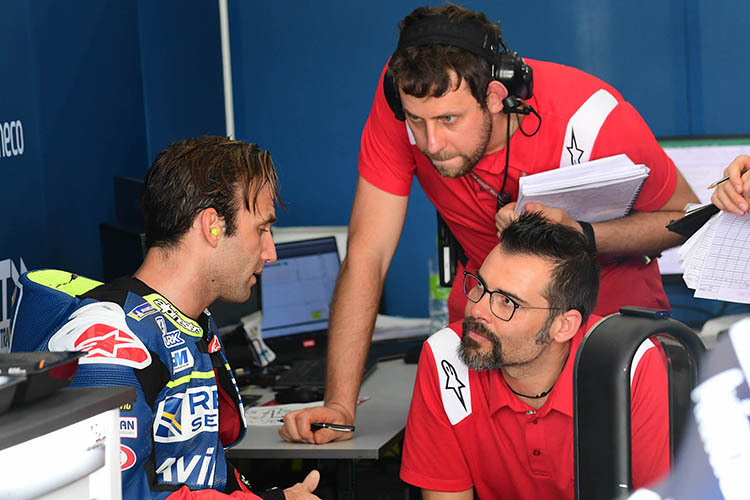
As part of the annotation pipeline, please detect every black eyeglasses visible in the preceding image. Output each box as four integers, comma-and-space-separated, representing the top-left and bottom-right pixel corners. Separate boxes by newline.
463, 271, 560, 321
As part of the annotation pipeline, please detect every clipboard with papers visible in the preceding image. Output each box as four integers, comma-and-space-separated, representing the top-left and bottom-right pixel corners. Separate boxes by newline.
670, 206, 750, 304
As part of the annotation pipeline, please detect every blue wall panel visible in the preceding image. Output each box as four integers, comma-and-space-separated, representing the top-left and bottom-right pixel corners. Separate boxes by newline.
136, 0, 227, 161
692, 0, 750, 135
30, 0, 149, 279
0, 1, 47, 270
0, 0, 229, 284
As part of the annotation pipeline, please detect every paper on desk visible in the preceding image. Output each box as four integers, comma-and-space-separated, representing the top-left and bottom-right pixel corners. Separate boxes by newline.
245, 401, 324, 426
245, 396, 371, 426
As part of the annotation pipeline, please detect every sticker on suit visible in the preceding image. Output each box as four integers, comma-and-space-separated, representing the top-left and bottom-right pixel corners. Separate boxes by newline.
153, 386, 219, 443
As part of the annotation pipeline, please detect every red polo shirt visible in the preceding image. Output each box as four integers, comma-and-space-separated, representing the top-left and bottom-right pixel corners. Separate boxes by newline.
400, 317, 670, 499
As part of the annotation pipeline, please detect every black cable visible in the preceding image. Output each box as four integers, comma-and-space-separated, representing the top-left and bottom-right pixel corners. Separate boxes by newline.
496, 96, 542, 209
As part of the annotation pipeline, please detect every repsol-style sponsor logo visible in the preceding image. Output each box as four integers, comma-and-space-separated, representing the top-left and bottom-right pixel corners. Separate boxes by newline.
171, 347, 194, 374
152, 297, 202, 335
0, 120, 24, 159
153, 386, 218, 443
156, 447, 216, 486
119, 416, 137, 439
127, 302, 158, 321
0, 258, 27, 353
120, 444, 136, 471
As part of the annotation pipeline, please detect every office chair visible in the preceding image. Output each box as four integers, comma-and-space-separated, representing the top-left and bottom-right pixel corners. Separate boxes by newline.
573, 307, 705, 500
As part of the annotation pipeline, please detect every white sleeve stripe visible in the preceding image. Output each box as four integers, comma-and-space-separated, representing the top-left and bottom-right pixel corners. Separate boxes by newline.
630, 338, 657, 385
559, 89, 618, 167
426, 327, 472, 425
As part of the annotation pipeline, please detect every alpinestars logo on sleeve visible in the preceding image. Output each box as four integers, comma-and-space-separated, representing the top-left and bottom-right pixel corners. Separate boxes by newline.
73, 324, 151, 368
441, 359, 467, 411
566, 128, 585, 165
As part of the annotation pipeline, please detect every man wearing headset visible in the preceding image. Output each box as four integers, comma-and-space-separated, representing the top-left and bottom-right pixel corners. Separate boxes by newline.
280, 4, 698, 444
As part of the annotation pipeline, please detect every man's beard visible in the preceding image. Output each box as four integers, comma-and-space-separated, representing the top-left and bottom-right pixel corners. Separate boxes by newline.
458, 314, 554, 371
423, 111, 493, 178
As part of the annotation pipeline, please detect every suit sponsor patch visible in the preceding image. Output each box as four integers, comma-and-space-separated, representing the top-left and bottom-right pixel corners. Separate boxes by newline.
154, 386, 219, 443
151, 297, 202, 336
208, 335, 221, 353
127, 302, 158, 321
72, 324, 150, 368
171, 347, 194, 374
119, 416, 137, 439
48, 302, 152, 369
156, 447, 216, 487
120, 444, 136, 470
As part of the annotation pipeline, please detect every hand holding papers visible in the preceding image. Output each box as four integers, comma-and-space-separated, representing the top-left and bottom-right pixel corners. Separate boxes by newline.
514, 154, 650, 222
676, 210, 750, 304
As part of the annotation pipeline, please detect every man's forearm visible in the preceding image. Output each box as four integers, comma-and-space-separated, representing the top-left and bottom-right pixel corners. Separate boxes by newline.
592, 209, 687, 256
324, 256, 385, 419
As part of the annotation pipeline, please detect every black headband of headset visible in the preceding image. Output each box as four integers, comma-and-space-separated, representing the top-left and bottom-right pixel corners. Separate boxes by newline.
394, 14, 501, 69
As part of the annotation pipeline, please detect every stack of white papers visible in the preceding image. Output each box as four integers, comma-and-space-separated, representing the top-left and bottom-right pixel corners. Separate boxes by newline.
679, 211, 750, 304
515, 154, 650, 222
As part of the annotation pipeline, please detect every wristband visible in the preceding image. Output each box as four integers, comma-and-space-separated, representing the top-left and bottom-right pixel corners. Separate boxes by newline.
577, 220, 596, 255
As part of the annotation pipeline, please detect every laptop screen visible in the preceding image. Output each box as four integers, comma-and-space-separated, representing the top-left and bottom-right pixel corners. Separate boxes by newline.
260, 237, 340, 340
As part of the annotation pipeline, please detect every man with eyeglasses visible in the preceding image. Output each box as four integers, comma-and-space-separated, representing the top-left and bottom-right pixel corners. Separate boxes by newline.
399, 212, 669, 500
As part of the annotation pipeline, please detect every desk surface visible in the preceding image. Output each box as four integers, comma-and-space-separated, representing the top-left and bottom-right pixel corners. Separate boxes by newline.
0, 386, 136, 451
228, 359, 418, 460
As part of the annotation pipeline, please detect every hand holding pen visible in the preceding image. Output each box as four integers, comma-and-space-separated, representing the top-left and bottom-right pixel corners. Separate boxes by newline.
277, 419, 355, 433
710, 155, 750, 216
278, 403, 357, 444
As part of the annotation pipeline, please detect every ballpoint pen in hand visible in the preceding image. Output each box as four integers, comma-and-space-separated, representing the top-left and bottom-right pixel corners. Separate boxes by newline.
277, 419, 355, 432
707, 167, 749, 189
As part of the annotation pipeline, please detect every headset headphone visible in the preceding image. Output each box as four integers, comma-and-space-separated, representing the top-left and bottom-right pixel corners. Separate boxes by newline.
383, 14, 533, 121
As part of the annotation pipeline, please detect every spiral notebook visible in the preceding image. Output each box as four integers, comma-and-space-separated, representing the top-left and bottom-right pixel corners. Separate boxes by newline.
515, 154, 650, 223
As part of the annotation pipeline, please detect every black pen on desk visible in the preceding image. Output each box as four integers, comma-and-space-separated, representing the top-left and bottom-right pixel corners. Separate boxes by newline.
707, 168, 749, 189
276, 419, 355, 432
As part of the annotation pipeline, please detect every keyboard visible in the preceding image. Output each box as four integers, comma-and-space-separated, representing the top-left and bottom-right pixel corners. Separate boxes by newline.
272, 354, 378, 389
274, 358, 327, 388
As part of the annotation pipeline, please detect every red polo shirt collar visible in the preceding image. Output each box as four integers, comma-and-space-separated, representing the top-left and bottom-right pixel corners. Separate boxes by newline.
485, 315, 601, 418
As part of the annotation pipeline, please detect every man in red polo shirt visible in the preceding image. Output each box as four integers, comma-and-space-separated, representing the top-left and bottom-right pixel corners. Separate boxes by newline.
400, 213, 669, 499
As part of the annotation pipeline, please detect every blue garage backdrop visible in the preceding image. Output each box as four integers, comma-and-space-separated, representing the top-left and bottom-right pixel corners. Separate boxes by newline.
0, 0, 748, 330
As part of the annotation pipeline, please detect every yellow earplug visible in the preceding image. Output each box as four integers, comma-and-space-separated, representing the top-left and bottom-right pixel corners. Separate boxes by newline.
210, 227, 218, 237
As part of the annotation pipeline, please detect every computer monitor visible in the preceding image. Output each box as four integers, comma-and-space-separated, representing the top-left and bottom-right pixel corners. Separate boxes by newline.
259, 237, 340, 357
658, 136, 750, 275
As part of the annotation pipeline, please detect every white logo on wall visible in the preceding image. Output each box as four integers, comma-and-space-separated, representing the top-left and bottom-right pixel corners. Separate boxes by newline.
0, 120, 24, 159
0, 258, 27, 352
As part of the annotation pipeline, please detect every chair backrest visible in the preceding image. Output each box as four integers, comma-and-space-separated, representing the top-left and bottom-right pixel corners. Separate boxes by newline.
573, 307, 706, 500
